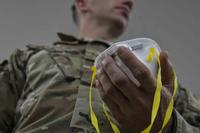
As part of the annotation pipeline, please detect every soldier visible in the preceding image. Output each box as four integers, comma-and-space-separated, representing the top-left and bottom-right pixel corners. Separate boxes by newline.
0, 0, 199, 133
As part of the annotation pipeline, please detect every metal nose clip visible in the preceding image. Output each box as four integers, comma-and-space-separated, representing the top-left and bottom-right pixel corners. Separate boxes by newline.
130, 43, 143, 51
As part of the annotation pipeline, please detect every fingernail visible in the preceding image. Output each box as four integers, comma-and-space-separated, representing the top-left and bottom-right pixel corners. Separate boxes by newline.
102, 59, 106, 65
97, 67, 102, 75
95, 79, 99, 86
102, 57, 108, 66
95, 79, 99, 87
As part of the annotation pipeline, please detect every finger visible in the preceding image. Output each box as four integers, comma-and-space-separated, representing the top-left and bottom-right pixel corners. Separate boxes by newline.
117, 47, 156, 91
95, 77, 121, 114
96, 66, 130, 109
159, 51, 174, 93
103, 95, 124, 123
101, 55, 138, 99
95, 79, 105, 97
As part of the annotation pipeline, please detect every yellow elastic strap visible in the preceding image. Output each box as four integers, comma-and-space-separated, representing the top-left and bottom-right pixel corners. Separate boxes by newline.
103, 103, 121, 133
158, 70, 178, 133
90, 66, 120, 133
146, 48, 178, 133
90, 66, 100, 133
141, 48, 162, 133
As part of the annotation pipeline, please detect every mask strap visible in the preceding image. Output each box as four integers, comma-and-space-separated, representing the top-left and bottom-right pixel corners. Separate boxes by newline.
103, 103, 121, 133
90, 66, 121, 133
158, 70, 178, 133
141, 48, 162, 133
89, 66, 100, 133
145, 48, 178, 133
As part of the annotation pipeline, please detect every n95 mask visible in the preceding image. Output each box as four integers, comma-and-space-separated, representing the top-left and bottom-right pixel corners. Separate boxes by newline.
94, 38, 161, 87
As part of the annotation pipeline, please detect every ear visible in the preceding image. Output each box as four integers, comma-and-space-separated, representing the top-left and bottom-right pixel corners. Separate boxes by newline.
75, 0, 89, 13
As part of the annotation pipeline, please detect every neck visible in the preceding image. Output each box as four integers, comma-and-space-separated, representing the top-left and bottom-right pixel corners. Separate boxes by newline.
79, 17, 122, 42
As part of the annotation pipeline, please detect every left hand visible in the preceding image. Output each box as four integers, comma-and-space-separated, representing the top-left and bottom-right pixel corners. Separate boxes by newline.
95, 47, 174, 132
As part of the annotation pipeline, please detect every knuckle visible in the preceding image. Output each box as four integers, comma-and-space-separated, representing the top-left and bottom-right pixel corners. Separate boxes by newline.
102, 93, 109, 101
102, 87, 112, 101
114, 76, 126, 86
113, 113, 124, 124
134, 67, 149, 79
161, 88, 172, 103
103, 58, 112, 68
98, 89, 104, 98
105, 86, 113, 95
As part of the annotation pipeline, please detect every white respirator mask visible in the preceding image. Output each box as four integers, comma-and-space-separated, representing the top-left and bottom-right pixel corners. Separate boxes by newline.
94, 38, 161, 87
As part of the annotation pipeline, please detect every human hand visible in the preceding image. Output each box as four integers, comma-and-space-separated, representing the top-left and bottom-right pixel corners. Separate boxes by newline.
95, 47, 174, 132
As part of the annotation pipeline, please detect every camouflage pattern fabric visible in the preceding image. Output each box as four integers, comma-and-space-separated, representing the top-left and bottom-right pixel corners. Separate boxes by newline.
0, 33, 199, 133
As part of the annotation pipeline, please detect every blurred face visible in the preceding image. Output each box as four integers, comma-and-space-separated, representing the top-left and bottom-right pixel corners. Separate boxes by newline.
81, 0, 134, 34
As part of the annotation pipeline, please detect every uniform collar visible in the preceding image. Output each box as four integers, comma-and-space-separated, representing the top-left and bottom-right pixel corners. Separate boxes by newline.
56, 32, 112, 47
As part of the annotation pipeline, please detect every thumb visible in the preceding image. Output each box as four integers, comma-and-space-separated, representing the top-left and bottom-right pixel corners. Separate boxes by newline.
159, 51, 174, 93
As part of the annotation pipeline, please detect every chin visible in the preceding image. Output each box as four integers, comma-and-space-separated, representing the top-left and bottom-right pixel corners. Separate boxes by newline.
110, 16, 128, 37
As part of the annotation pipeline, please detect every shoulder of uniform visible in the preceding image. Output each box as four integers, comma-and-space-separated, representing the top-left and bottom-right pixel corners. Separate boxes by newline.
54, 32, 110, 48
25, 43, 54, 51
54, 32, 88, 46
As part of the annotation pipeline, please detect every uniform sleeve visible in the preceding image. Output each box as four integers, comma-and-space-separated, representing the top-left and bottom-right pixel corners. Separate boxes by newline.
0, 49, 29, 133
173, 86, 200, 133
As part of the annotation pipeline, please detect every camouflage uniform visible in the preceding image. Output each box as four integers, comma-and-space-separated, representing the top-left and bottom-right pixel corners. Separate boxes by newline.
0, 33, 199, 133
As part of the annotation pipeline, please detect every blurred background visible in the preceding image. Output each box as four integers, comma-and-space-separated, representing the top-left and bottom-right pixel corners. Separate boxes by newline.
0, 0, 199, 98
